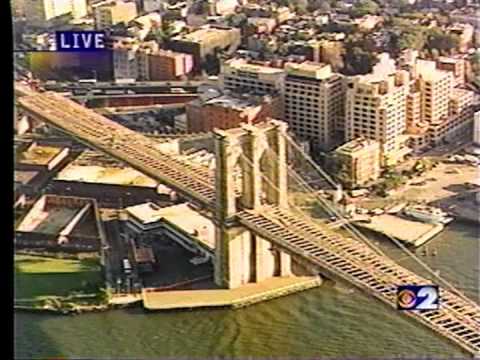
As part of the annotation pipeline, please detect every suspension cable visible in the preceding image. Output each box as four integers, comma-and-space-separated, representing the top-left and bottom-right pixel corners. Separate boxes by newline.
263, 137, 479, 309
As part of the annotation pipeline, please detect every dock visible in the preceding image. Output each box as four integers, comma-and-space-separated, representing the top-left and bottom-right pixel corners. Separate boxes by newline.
355, 214, 444, 247
142, 276, 321, 310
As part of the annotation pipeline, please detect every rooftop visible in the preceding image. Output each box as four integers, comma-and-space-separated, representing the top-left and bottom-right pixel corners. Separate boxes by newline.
16, 195, 99, 237
126, 203, 215, 250
416, 59, 452, 82
17, 144, 64, 166
224, 58, 285, 75
172, 25, 236, 43
55, 151, 157, 187
15, 170, 40, 185
195, 89, 273, 111
335, 138, 379, 154
285, 61, 333, 80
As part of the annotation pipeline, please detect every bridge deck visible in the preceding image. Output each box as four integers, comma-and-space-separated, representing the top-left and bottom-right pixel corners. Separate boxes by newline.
17, 87, 480, 356
18, 92, 216, 206
238, 206, 480, 355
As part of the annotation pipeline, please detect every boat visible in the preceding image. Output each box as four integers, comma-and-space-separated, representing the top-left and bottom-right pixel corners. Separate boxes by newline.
403, 205, 453, 225
189, 254, 210, 266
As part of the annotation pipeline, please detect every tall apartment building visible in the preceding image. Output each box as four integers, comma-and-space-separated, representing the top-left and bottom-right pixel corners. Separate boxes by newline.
334, 137, 381, 188
345, 56, 410, 165
93, 0, 138, 30
415, 60, 454, 124
220, 58, 285, 95
407, 59, 476, 152
25, 0, 87, 27
284, 62, 345, 151
436, 57, 465, 87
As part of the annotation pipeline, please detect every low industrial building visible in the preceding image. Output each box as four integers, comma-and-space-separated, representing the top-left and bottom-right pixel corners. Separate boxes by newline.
14, 170, 44, 196
52, 150, 173, 207
16, 142, 70, 172
123, 202, 214, 262
15, 195, 104, 252
185, 89, 282, 132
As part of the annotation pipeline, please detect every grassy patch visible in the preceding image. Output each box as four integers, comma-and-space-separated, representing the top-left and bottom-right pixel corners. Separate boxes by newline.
15, 255, 102, 300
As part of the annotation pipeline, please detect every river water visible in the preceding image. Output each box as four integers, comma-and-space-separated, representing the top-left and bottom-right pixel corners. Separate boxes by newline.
15, 222, 478, 359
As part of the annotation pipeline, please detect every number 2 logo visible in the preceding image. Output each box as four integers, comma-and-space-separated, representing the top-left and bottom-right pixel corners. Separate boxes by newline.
415, 286, 439, 310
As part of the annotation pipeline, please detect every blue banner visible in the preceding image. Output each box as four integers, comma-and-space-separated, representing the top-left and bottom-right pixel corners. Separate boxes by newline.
56, 31, 107, 52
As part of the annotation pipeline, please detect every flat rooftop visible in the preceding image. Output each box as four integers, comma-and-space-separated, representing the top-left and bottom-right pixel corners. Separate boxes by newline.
15, 170, 40, 185
224, 58, 285, 75
16, 195, 97, 235
55, 151, 157, 187
173, 26, 235, 43
335, 138, 379, 154
17, 144, 64, 166
196, 92, 271, 111
285, 61, 333, 80
126, 203, 215, 250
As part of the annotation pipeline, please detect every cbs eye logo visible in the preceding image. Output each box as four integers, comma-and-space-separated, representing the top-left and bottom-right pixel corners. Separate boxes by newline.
397, 285, 439, 310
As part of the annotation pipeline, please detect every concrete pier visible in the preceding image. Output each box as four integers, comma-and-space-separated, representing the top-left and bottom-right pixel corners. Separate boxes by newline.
142, 276, 322, 310
355, 214, 444, 247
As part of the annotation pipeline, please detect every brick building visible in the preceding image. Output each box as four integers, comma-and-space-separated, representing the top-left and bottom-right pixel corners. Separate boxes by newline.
149, 49, 194, 81
185, 90, 282, 132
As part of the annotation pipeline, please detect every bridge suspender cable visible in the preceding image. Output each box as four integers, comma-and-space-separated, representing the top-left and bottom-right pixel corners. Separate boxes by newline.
258, 136, 479, 311
242, 147, 479, 328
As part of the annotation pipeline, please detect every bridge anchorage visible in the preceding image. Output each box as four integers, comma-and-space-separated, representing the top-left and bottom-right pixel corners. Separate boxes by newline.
15, 84, 480, 356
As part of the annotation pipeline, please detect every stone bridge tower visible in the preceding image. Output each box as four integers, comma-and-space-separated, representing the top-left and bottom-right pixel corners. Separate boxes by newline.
213, 119, 292, 289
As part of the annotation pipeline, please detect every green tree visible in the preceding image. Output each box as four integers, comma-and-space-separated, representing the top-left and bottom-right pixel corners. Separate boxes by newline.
98, 287, 113, 304
398, 28, 427, 51
343, 44, 379, 75
152, 22, 175, 45
425, 28, 460, 55
351, 0, 379, 17
308, 0, 331, 12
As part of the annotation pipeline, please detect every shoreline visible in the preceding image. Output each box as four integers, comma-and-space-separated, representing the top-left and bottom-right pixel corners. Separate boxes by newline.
14, 301, 136, 315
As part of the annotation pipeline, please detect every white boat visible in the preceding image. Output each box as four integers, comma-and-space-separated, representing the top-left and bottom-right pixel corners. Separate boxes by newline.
403, 205, 453, 225
189, 255, 210, 266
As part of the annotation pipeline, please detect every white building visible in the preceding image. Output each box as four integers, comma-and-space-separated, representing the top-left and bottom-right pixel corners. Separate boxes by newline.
25, 0, 87, 27
70, 0, 87, 18
284, 62, 345, 151
345, 54, 411, 165
143, 0, 164, 12
220, 58, 285, 95
93, 0, 138, 30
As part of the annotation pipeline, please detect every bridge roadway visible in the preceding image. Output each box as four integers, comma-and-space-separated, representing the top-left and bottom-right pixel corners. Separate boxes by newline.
16, 87, 480, 356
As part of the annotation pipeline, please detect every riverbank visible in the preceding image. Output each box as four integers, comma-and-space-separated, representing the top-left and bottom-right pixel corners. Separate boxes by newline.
15, 254, 107, 314
358, 162, 477, 210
